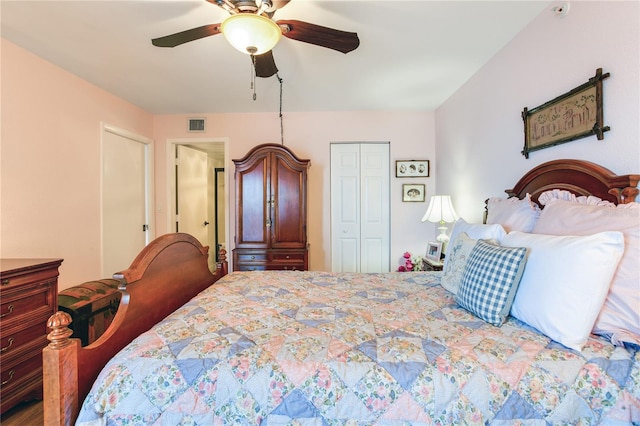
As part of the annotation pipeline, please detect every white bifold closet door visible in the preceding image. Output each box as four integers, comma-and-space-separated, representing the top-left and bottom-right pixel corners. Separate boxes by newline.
330, 143, 390, 272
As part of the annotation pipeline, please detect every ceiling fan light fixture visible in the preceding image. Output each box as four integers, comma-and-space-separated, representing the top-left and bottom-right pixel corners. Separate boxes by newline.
221, 14, 282, 55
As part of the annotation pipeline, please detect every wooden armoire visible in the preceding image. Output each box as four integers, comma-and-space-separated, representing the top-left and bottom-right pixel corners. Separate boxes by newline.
233, 144, 310, 271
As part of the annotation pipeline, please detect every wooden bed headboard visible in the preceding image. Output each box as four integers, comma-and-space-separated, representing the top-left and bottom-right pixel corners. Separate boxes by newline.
505, 159, 639, 206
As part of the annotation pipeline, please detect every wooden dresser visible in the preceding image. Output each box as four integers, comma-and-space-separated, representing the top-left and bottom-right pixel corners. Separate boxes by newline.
0, 258, 62, 414
233, 144, 310, 271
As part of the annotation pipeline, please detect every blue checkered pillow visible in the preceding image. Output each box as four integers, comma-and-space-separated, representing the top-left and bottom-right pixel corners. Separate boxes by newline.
455, 240, 528, 326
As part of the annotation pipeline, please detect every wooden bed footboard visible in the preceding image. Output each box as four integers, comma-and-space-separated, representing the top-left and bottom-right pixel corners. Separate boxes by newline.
43, 233, 228, 425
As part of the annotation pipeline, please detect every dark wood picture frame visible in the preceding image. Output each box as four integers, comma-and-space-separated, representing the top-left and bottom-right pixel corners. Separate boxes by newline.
402, 184, 425, 202
521, 68, 610, 159
396, 160, 430, 177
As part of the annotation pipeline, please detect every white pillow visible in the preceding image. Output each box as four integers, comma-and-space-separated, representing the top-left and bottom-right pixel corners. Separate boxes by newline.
503, 231, 625, 351
533, 199, 640, 346
444, 219, 506, 271
441, 232, 476, 294
486, 194, 540, 232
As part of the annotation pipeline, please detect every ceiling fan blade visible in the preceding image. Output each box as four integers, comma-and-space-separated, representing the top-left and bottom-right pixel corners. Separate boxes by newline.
152, 24, 221, 48
277, 20, 359, 54
253, 50, 278, 78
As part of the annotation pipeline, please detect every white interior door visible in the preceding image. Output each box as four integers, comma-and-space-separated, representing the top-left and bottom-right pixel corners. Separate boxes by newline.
102, 128, 149, 277
360, 144, 390, 272
331, 144, 361, 272
177, 145, 209, 248
331, 143, 390, 272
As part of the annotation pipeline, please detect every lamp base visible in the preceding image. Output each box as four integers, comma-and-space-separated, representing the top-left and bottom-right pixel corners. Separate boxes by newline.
436, 226, 449, 244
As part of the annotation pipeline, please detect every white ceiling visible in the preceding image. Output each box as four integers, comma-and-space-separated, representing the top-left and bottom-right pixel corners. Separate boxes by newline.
1, 0, 551, 115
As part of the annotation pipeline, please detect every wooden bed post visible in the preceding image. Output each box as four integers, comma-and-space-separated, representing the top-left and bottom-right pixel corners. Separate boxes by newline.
43, 311, 80, 426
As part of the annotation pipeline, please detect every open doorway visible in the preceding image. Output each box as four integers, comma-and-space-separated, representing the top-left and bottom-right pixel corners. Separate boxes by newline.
167, 138, 229, 272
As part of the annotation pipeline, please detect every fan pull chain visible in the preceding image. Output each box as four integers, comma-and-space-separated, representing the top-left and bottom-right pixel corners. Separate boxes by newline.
277, 73, 284, 145
250, 55, 257, 101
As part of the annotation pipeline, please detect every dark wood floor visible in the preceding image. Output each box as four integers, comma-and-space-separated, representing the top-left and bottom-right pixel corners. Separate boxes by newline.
1, 400, 43, 426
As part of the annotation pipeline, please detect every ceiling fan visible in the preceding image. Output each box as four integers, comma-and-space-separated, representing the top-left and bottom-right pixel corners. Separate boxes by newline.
151, 0, 360, 78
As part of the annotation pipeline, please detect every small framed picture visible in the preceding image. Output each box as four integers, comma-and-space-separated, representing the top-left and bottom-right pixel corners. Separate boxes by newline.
426, 241, 443, 261
396, 160, 429, 177
402, 184, 425, 202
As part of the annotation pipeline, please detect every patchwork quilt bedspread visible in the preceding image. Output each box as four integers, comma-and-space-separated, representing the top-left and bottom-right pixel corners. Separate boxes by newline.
77, 271, 639, 425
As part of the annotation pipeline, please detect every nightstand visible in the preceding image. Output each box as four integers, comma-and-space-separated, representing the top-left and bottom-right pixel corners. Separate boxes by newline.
422, 257, 444, 271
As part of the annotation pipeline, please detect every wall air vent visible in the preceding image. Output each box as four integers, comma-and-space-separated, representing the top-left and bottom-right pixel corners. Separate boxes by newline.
188, 118, 206, 132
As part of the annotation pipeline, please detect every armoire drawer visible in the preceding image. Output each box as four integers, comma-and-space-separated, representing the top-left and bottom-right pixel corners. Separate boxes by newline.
269, 252, 306, 262
235, 264, 267, 272
266, 263, 305, 271
235, 253, 267, 262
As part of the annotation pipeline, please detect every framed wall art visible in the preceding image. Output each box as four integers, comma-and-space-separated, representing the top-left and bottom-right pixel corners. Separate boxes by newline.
402, 184, 425, 202
396, 160, 429, 177
521, 68, 610, 158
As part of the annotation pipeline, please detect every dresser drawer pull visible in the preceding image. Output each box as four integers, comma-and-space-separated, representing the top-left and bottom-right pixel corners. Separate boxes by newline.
1, 370, 14, 387
1, 278, 9, 286
0, 337, 14, 353
0, 304, 13, 318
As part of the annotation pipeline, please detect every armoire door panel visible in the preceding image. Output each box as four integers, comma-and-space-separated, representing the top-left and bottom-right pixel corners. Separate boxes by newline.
272, 159, 305, 247
237, 158, 269, 246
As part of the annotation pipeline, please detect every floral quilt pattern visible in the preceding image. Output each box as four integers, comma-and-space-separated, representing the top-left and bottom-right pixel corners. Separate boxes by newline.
77, 271, 639, 425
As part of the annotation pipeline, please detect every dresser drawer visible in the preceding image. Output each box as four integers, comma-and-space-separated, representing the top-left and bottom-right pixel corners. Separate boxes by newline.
0, 259, 61, 290
0, 279, 56, 330
0, 351, 44, 409
0, 322, 48, 361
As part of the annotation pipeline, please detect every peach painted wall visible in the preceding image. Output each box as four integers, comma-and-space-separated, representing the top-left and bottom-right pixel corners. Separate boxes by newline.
1, 39, 154, 289
436, 1, 640, 222
153, 111, 437, 271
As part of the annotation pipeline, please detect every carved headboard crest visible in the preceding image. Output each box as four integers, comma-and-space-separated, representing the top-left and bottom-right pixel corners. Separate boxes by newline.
505, 159, 639, 207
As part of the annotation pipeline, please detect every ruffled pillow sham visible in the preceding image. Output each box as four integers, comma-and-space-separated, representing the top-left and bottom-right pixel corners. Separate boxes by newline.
538, 189, 616, 207
486, 194, 540, 232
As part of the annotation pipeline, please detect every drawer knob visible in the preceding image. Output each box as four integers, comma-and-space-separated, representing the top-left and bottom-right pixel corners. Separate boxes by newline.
286, 255, 290, 259
0, 305, 13, 318
1, 370, 15, 387
0, 337, 14, 353
251, 255, 255, 259
1, 278, 9, 286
